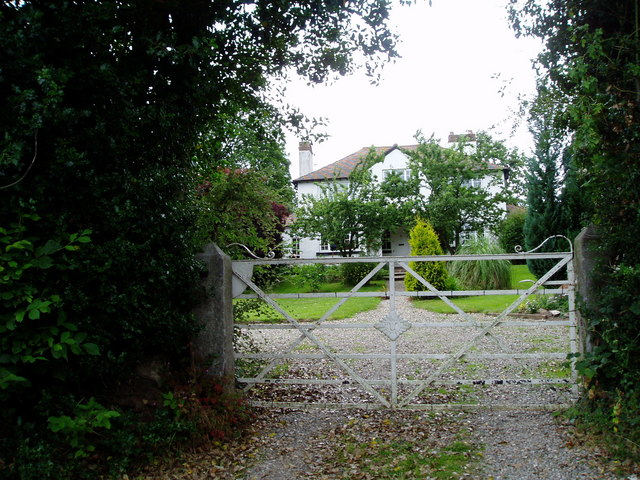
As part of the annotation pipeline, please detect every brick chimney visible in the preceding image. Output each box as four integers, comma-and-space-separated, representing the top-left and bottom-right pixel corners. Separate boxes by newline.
299, 141, 313, 177
448, 130, 477, 143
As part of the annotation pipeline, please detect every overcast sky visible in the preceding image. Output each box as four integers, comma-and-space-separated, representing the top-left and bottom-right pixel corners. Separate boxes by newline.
283, 0, 542, 179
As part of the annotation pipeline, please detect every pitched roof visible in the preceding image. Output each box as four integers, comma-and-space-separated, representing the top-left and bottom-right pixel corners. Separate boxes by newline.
293, 144, 419, 184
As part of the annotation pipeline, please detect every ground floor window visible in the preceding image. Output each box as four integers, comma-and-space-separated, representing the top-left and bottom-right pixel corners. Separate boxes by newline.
320, 237, 332, 251
289, 237, 301, 258
320, 235, 354, 252
382, 231, 392, 254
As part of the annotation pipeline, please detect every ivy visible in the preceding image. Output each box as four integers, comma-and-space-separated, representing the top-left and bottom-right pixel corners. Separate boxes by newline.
510, 0, 640, 458
47, 398, 120, 459
0, 212, 96, 394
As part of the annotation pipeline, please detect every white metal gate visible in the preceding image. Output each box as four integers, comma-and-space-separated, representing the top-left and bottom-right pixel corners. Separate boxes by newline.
231, 237, 578, 410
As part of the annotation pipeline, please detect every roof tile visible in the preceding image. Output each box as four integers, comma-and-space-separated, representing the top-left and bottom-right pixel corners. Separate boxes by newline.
293, 144, 419, 183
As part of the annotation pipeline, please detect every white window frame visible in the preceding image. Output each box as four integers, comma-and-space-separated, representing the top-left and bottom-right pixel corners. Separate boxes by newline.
463, 177, 482, 188
320, 238, 332, 251
290, 237, 301, 258
382, 169, 411, 181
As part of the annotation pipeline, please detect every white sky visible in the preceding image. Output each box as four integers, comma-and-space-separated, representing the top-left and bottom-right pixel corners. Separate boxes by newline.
283, 0, 542, 179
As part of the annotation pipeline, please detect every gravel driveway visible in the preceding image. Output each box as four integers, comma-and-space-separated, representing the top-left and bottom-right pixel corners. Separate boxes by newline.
234, 297, 627, 479
238, 294, 577, 409
140, 297, 636, 479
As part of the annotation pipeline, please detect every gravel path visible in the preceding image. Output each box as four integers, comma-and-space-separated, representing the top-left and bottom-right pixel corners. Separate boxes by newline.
140, 296, 637, 479
239, 294, 578, 408
241, 407, 625, 480
236, 295, 630, 479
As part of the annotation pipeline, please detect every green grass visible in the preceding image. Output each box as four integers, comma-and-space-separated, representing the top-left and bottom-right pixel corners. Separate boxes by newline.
236, 264, 548, 320
534, 359, 572, 379
332, 432, 481, 479
412, 264, 538, 314
235, 279, 385, 322
339, 440, 475, 479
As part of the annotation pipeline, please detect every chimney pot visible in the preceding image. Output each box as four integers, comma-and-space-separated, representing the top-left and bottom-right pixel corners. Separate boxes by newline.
299, 141, 312, 152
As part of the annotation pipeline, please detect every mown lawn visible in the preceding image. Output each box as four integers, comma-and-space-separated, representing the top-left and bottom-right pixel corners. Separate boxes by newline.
234, 279, 386, 322
411, 264, 539, 314
236, 265, 544, 321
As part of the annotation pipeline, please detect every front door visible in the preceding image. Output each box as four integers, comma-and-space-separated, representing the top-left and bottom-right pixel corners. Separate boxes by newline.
389, 228, 410, 256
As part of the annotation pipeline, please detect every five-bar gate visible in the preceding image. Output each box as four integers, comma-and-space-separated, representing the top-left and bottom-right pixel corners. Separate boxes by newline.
231, 237, 578, 410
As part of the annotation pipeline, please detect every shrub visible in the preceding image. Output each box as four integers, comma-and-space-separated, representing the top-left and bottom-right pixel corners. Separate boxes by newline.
518, 294, 569, 314
290, 264, 328, 292
404, 219, 448, 291
448, 236, 512, 290
496, 210, 526, 253
443, 275, 461, 291
340, 262, 378, 286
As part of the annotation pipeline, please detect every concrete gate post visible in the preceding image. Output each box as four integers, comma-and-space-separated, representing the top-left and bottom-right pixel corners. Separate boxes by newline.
192, 243, 235, 391
573, 225, 609, 355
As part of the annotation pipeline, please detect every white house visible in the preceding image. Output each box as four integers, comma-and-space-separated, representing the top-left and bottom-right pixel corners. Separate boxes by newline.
289, 132, 509, 259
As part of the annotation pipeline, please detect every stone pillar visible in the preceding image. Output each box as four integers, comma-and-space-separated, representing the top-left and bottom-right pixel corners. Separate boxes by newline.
192, 243, 235, 391
573, 225, 608, 354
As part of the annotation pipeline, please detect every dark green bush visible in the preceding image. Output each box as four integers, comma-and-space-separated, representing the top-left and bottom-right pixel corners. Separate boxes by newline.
340, 262, 379, 286
496, 210, 526, 253
291, 264, 328, 292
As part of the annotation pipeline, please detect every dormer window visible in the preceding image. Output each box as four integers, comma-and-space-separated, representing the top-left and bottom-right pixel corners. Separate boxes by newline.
382, 169, 411, 181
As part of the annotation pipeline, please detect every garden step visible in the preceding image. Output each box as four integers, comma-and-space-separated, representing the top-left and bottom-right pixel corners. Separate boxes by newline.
394, 266, 406, 280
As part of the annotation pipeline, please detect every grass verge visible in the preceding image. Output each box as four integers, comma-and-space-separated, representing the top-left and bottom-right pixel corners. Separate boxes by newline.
411, 264, 539, 314
234, 280, 385, 322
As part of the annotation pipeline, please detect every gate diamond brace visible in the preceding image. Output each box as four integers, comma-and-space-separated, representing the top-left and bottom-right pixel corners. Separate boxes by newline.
375, 309, 411, 341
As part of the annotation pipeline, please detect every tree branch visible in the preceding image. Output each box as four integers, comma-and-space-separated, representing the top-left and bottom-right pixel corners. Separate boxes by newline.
0, 132, 38, 190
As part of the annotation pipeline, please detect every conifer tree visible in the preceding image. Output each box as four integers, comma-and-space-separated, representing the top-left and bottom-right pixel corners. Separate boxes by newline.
523, 119, 567, 277
404, 218, 448, 291
523, 93, 589, 277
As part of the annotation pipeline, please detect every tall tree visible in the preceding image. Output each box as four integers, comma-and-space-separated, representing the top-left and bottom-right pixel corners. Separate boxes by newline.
523, 100, 570, 276
523, 89, 592, 275
510, 0, 640, 442
0, 1, 402, 474
408, 133, 519, 251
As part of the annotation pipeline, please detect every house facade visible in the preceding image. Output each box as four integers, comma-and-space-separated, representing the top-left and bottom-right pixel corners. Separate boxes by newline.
289, 132, 509, 259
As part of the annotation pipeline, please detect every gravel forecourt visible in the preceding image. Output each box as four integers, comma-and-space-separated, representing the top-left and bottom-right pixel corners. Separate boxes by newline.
139, 295, 638, 480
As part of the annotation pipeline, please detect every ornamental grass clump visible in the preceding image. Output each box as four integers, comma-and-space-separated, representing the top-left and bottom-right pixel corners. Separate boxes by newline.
449, 235, 511, 290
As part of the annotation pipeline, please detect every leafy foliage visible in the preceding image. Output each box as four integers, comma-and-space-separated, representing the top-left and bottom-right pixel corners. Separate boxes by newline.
448, 236, 512, 290
0, 212, 97, 396
496, 209, 526, 254
47, 398, 120, 459
290, 264, 330, 292
404, 219, 449, 291
194, 168, 289, 258
510, 0, 640, 458
340, 262, 381, 286
408, 132, 522, 250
